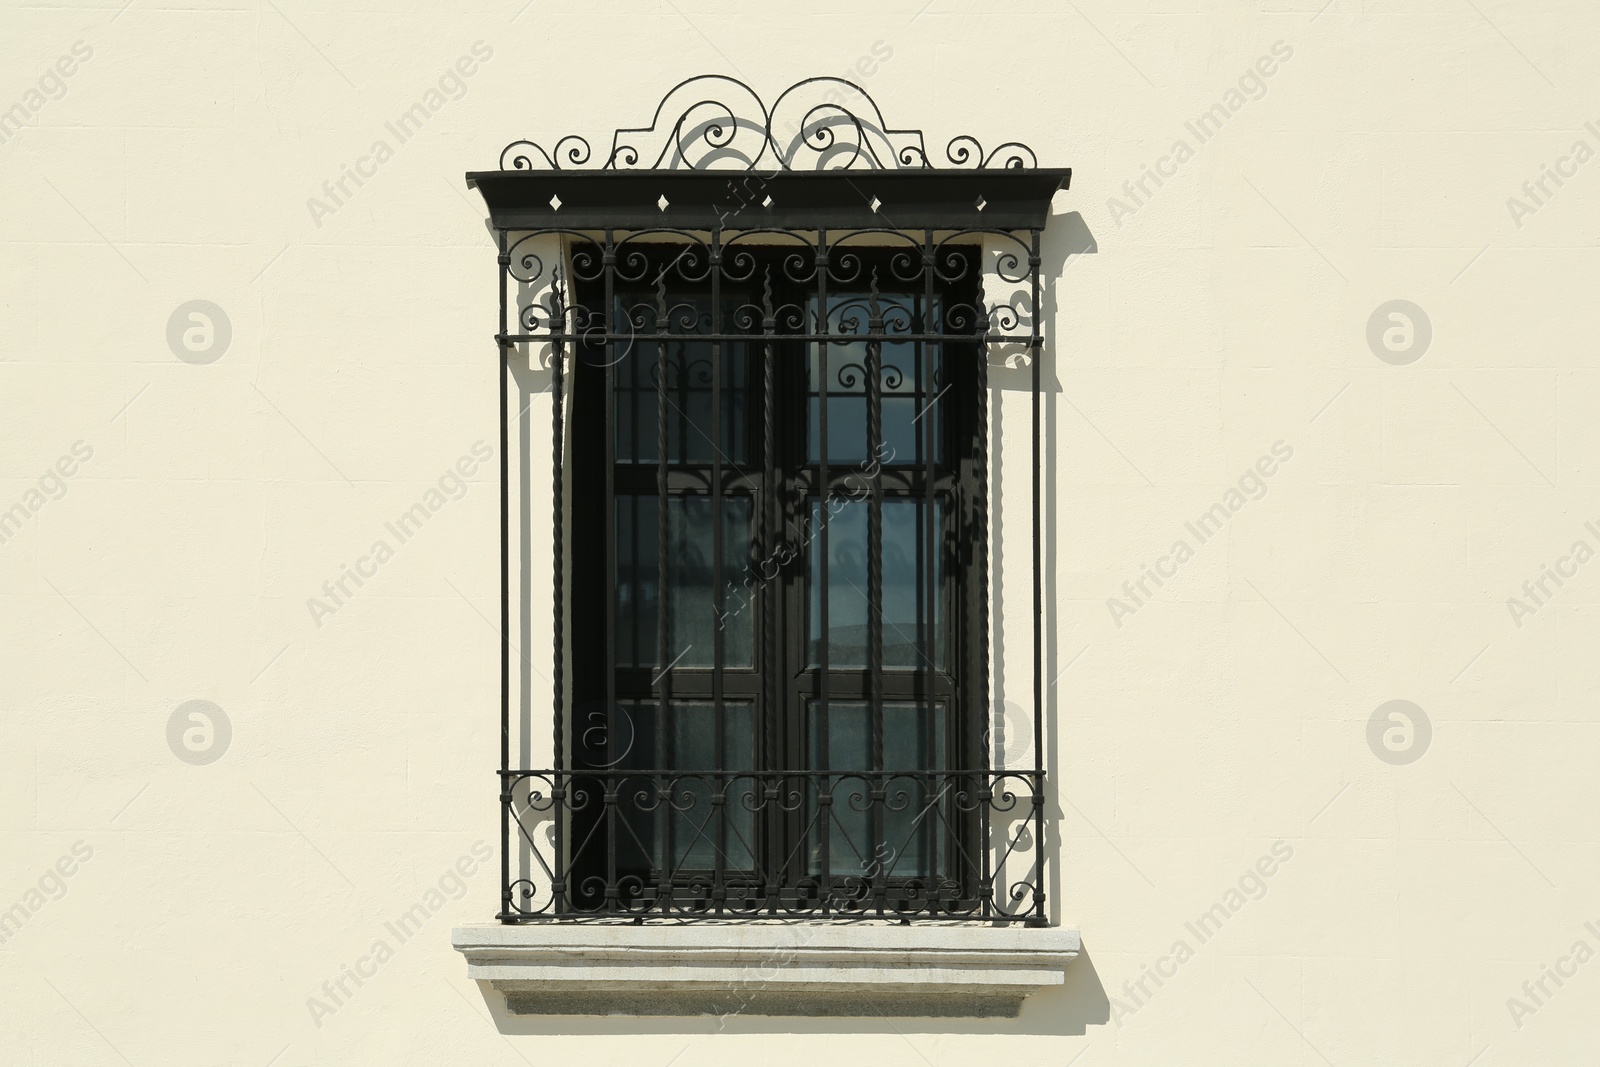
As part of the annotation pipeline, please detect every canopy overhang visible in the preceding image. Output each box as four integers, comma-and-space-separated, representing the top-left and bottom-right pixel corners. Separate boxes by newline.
465, 168, 1071, 231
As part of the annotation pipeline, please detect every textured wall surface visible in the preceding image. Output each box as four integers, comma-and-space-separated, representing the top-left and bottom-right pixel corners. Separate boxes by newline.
2, 1, 1596, 1063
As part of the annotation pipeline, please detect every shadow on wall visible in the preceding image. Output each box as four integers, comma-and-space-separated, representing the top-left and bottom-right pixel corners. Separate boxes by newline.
984, 209, 1096, 934
1053, 209, 1099, 261
1033, 210, 1095, 933
990, 207, 1097, 399
468, 942, 1110, 1036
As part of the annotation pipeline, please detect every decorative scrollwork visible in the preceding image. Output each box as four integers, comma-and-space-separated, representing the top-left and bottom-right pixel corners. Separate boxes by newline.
499, 768, 1044, 923
945, 135, 1039, 170
500, 135, 593, 172
832, 362, 906, 392
496, 75, 1039, 173
826, 296, 916, 338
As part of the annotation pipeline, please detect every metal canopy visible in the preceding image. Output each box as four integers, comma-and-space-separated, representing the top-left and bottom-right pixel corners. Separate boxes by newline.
466, 168, 1071, 230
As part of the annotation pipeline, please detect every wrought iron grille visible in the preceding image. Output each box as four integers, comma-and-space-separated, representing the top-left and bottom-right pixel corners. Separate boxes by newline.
468, 76, 1067, 924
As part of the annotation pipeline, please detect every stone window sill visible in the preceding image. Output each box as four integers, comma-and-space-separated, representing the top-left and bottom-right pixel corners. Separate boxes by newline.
452, 922, 1080, 1017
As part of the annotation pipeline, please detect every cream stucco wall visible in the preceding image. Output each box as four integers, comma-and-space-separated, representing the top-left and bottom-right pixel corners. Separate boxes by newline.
3, 0, 1597, 1063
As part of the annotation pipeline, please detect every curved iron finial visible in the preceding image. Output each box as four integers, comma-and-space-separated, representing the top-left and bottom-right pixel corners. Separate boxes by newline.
497, 75, 1040, 173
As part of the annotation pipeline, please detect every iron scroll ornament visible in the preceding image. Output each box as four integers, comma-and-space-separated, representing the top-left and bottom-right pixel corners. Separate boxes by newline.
498, 74, 1040, 173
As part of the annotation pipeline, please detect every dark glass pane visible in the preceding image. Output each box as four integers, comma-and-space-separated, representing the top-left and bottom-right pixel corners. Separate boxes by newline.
807, 497, 944, 668
616, 495, 753, 668
807, 294, 940, 466
806, 702, 946, 879
615, 700, 755, 873
808, 702, 946, 773
613, 296, 748, 465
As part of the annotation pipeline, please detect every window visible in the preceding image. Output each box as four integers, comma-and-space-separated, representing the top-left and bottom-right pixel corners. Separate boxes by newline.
464, 74, 1067, 932
563, 244, 985, 913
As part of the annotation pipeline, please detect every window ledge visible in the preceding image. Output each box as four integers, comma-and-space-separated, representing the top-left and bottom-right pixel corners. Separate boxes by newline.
452, 922, 1079, 1017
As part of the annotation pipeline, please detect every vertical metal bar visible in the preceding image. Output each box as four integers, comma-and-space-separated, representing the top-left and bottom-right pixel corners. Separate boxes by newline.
815, 230, 831, 911
761, 265, 777, 915
975, 254, 993, 919
866, 271, 884, 918
1029, 228, 1047, 927
921, 231, 938, 901
552, 270, 566, 770
921, 239, 937, 678
497, 228, 511, 922
710, 231, 725, 912
655, 267, 671, 914
551, 260, 568, 916
602, 230, 618, 915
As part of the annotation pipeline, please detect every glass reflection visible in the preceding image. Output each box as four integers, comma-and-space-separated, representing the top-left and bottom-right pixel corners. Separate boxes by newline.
807, 497, 944, 668
616, 496, 752, 668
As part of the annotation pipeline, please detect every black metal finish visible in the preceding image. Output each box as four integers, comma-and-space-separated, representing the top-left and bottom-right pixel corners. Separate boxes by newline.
467, 169, 1068, 231
494, 75, 1044, 173
503, 768, 1042, 921
476, 77, 1060, 926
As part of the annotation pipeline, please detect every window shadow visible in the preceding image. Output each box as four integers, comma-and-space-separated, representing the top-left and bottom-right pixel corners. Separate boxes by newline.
984, 209, 1097, 928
